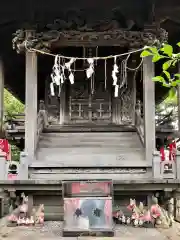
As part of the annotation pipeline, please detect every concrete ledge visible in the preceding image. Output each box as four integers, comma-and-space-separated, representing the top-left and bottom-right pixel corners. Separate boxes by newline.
0, 178, 179, 185
0, 178, 180, 188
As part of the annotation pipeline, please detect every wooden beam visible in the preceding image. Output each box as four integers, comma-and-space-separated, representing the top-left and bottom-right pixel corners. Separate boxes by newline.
143, 56, 155, 165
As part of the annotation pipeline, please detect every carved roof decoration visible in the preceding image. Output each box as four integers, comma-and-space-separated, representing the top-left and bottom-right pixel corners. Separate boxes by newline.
12, 25, 168, 54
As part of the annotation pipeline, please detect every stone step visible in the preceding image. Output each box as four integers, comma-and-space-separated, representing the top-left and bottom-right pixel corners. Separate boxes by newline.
29, 171, 151, 181
39, 136, 139, 143
29, 167, 149, 174
39, 132, 142, 148
37, 147, 143, 154
44, 124, 136, 133
35, 150, 145, 167
39, 142, 142, 148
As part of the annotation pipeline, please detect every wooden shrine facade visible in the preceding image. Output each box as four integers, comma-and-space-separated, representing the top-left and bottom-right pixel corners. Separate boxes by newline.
1, 0, 180, 182
11, 25, 163, 165
12, 24, 167, 127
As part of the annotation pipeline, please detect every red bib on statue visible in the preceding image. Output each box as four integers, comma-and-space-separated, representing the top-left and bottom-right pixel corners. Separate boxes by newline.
0, 139, 10, 160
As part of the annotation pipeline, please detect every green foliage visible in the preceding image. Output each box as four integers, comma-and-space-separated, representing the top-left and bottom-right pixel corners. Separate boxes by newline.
4, 89, 24, 119
4, 89, 24, 161
141, 43, 180, 87
11, 144, 21, 162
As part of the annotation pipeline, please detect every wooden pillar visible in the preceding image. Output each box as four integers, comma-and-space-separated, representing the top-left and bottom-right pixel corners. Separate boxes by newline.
143, 57, 155, 164
177, 66, 180, 179
0, 59, 4, 131
25, 46, 37, 161
177, 83, 180, 132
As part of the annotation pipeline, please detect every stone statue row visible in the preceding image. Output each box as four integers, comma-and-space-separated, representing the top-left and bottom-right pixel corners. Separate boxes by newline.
113, 197, 174, 228
7, 193, 44, 226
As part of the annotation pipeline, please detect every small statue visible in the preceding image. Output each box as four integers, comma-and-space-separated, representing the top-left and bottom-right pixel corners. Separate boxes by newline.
8, 214, 18, 226
35, 204, 45, 225
127, 199, 140, 226
29, 216, 35, 225
168, 198, 174, 224
19, 193, 28, 219
139, 202, 145, 215
31, 208, 36, 224
150, 196, 171, 228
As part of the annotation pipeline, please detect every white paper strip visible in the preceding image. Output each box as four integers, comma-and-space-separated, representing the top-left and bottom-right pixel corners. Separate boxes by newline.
50, 82, 55, 96
69, 72, 74, 84
114, 85, 119, 97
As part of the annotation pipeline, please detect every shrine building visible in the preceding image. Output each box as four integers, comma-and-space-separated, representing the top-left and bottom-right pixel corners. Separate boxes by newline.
0, 0, 180, 221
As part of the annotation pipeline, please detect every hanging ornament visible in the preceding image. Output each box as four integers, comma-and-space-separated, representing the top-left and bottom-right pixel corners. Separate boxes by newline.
69, 72, 74, 84
112, 57, 119, 86
65, 58, 76, 70
86, 58, 94, 79
50, 55, 65, 96
50, 82, 55, 96
54, 55, 59, 70
114, 85, 119, 98
119, 55, 129, 89
112, 71, 117, 86
112, 56, 120, 97
51, 56, 61, 86
60, 74, 64, 84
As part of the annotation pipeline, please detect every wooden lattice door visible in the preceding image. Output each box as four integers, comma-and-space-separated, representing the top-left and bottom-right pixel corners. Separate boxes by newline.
69, 79, 112, 123
91, 80, 112, 123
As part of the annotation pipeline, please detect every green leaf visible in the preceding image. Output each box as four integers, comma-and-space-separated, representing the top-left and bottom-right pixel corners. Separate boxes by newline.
152, 54, 162, 62
171, 82, 177, 87
177, 42, 180, 47
175, 79, 180, 84
152, 76, 165, 82
175, 74, 180, 78
163, 71, 170, 79
140, 50, 152, 58
149, 47, 158, 54
161, 44, 173, 57
163, 83, 170, 87
162, 60, 173, 71
172, 60, 178, 66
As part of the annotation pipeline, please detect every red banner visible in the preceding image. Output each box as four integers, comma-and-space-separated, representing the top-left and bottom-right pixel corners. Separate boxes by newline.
71, 182, 111, 195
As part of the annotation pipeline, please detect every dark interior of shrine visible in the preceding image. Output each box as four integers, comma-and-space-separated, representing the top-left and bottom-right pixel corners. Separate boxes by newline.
0, 0, 180, 105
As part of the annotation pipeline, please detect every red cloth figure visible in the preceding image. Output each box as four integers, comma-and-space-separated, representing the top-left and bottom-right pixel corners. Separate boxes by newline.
150, 205, 161, 219
6, 144, 11, 161
0, 139, 10, 160
160, 146, 165, 161
169, 141, 176, 161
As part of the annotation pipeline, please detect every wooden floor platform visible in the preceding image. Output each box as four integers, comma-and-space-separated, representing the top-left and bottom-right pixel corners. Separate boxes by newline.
44, 124, 136, 133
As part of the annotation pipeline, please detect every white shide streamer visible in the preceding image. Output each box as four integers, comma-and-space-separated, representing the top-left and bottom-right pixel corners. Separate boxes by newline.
50, 56, 76, 96
112, 57, 119, 97
86, 58, 94, 79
